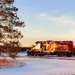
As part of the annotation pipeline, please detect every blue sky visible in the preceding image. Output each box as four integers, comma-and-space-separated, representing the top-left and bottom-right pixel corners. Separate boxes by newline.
14, 0, 75, 46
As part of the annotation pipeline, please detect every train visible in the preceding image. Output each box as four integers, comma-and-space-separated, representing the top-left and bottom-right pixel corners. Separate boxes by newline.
27, 40, 74, 57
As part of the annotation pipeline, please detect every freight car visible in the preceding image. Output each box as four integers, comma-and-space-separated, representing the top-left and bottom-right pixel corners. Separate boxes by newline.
27, 40, 73, 57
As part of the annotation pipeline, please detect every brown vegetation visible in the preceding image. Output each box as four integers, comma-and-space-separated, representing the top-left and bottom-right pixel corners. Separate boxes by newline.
0, 58, 25, 69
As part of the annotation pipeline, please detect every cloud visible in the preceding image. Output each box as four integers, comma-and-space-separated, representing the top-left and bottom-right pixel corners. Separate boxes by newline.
39, 12, 48, 17
70, 30, 75, 34
39, 12, 75, 25
51, 10, 59, 13
56, 15, 75, 25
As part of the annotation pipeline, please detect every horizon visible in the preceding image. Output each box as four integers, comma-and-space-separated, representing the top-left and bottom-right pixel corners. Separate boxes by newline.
14, 0, 75, 47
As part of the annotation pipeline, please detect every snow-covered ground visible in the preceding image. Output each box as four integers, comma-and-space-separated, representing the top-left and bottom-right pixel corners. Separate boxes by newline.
0, 53, 75, 75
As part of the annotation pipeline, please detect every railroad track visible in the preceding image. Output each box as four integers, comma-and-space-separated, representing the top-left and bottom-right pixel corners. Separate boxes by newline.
28, 55, 75, 61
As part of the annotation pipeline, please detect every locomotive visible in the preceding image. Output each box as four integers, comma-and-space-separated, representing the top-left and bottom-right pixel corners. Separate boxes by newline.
27, 40, 73, 57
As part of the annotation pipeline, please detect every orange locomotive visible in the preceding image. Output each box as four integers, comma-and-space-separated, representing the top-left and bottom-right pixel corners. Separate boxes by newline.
27, 40, 73, 57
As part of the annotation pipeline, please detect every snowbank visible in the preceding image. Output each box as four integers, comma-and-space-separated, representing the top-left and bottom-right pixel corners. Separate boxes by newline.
0, 53, 75, 75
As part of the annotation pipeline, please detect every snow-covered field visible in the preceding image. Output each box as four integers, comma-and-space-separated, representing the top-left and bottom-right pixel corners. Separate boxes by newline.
0, 53, 75, 75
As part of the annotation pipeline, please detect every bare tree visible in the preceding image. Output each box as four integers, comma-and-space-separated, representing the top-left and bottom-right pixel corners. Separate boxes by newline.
0, 0, 25, 58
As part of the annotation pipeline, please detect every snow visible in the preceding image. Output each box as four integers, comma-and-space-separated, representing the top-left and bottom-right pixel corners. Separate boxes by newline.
0, 53, 75, 75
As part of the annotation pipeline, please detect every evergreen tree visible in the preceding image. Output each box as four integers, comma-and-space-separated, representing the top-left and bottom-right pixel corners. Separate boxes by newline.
0, 0, 25, 58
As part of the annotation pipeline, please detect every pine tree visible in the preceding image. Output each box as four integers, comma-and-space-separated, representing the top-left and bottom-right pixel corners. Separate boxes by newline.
0, 0, 25, 58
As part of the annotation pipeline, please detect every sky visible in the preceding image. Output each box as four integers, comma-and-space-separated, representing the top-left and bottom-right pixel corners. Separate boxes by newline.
13, 0, 75, 47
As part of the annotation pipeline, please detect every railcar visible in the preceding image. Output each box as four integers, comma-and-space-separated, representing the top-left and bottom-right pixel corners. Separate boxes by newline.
27, 40, 73, 57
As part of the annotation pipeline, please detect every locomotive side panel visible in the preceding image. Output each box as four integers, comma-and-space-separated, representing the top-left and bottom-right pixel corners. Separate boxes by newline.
27, 40, 73, 56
